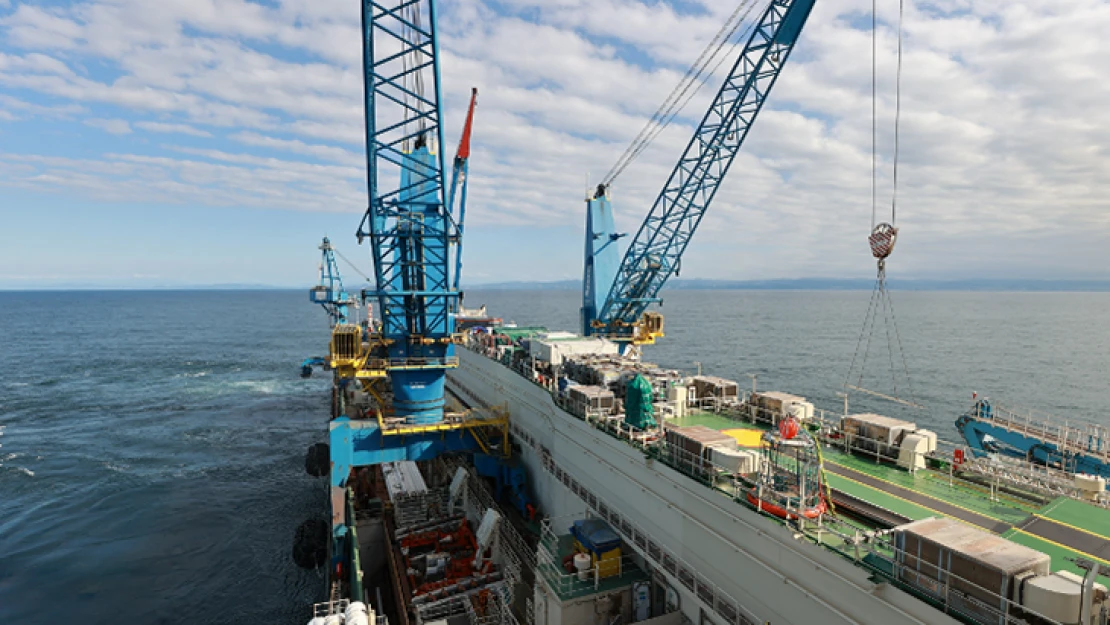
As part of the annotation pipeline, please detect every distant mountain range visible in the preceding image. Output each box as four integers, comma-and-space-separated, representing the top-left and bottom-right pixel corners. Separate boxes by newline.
465, 278, 1110, 292
6, 278, 1110, 292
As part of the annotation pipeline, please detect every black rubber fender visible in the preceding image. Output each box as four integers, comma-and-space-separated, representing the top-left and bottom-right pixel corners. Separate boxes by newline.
305, 442, 330, 478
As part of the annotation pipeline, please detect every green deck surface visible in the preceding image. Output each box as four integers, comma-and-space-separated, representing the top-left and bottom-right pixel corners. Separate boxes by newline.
673, 409, 1041, 526
1038, 497, 1110, 537
1000, 529, 1110, 586
620, 385, 1110, 585
821, 446, 1037, 526
667, 411, 754, 431
824, 472, 936, 521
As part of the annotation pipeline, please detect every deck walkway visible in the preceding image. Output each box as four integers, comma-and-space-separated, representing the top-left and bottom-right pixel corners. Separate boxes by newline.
666, 411, 1110, 581
824, 461, 1012, 533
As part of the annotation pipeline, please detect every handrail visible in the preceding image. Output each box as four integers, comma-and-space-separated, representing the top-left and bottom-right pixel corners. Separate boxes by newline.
972, 402, 1110, 460
458, 335, 1098, 625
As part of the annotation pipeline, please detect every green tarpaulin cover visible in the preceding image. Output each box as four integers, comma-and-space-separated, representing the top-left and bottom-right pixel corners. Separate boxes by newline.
625, 374, 657, 429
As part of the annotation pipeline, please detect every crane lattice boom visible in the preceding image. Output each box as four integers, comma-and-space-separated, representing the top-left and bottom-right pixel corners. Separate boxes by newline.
357, 0, 461, 424
586, 0, 816, 342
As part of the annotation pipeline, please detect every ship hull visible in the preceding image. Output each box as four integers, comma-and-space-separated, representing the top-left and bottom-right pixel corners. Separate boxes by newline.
447, 347, 958, 625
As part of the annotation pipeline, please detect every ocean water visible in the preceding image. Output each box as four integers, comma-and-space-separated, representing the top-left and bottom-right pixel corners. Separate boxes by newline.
463, 289, 1110, 431
1, 289, 1108, 624
0, 291, 331, 624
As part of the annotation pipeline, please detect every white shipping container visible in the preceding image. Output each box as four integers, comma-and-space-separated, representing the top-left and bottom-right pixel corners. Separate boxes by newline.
529, 335, 620, 366
710, 447, 759, 474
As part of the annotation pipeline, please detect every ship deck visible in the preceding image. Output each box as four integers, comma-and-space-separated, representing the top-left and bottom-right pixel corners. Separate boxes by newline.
537, 533, 651, 601
672, 407, 1110, 584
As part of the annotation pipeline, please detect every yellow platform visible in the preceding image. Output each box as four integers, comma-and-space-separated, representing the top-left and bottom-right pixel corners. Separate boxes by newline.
722, 428, 763, 448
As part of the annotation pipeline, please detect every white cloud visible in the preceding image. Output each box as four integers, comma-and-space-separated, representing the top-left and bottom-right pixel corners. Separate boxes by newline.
134, 121, 212, 137
0, 5, 83, 50
83, 117, 131, 134
229, 131, 362, 166
0, 149, 365, 212
0, 0, 1108, 280
0, 94, 84, 119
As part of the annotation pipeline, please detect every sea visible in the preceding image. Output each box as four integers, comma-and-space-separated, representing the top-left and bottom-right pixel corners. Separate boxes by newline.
1, 288, 1107, 624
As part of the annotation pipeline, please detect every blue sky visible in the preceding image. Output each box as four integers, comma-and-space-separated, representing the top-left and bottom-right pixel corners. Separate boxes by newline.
2, 0, 1109, 289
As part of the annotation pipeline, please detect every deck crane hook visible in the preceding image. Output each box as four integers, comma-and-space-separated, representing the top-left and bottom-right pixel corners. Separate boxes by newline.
844, 0, 920, 411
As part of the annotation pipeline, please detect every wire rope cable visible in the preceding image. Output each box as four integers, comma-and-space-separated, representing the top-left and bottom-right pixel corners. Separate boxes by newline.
601, 0, 765, 187
845, 0, 919, 410
870, 0, 877, 229
890, 0, 904, 225
334, 247, 374, 284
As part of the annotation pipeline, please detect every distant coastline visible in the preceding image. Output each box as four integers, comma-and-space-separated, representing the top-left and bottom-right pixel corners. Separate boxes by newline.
4, 278, 1110, 292
466, 277, 1110, 292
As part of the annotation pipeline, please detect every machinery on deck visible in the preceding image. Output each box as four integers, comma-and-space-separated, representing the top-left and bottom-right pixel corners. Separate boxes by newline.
355, 0, 461, 427
581, 0, 817, 348
303, 237, 360, 378
310, 237, 357, 327
957, 398, 1110, 481
296, 4, 529, 623
323, 0, 511, 497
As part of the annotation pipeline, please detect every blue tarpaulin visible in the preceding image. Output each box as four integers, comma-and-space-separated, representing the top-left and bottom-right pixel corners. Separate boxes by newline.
570, 519, 621, 554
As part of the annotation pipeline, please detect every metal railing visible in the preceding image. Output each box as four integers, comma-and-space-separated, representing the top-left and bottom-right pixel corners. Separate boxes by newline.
815, 524, 1104, 625
971, 402, 1110, 461
311, 599, 389, 625
960, 453, 1110, 508
536, 513, 641, 597
365, 356, 460, 370
461, 337, 1109, 625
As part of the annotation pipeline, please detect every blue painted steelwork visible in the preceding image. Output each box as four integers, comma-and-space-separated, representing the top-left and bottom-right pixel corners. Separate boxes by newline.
473, 453, 535, 519
356, 0, 462, 424
328, 417, 484, 487
309, 237, 352, 327
581, 186, 625, 338
583, 0, 817, 340
956, 399, 1110, 479
300, 356, 326, 378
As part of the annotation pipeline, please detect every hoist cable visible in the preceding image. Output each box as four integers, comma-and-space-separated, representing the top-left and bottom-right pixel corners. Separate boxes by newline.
883, 284, 918, 407
609, 15, 755, 185
870, 0, 877, 229
602, 0, 750, 184
334, 247, 374, 284
890, 0, 904, 225
880, 270, 898, 397
602, 0, 762, 187
847, 0, 919, 410
845, 276, 882, 389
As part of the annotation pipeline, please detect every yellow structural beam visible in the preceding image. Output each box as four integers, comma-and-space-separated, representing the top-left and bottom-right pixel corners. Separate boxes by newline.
372, 405, 512, 458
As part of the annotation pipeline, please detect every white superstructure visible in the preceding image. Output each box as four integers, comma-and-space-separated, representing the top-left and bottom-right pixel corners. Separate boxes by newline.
447, 346, 961, 625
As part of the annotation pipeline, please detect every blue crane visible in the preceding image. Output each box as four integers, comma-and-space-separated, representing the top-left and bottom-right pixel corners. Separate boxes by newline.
303, 237, 356, 378
582, 0, 817, 345
355, 0, 462, 425
309, 236, 353, 327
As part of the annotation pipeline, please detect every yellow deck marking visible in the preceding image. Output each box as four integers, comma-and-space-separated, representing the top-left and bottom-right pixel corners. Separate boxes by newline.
1032, 513, 1110, 541
722, 428, 763, 448
1009, 528, 1110, 567
826, 459, 1006, 526
827, 472, 989, 531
